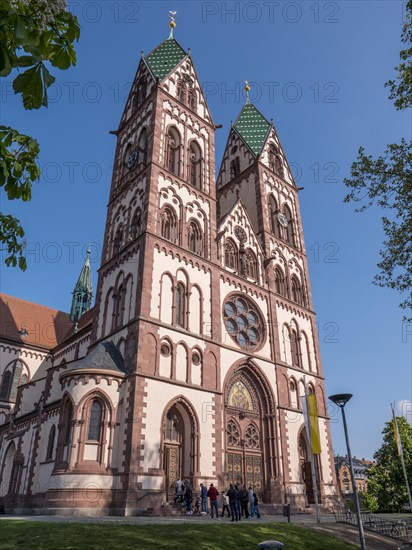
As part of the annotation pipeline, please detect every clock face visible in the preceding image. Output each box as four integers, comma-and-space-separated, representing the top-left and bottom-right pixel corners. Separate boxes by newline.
277, 213, 288, 228
126, 149, 138, 169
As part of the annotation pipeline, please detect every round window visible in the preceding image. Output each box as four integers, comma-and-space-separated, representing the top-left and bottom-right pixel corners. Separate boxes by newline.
160, 343, 171, 357
223, 295, 264, 350
192, 351, 201, 365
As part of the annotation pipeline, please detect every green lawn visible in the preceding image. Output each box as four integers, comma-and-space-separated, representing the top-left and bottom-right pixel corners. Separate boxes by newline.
0, 520, 358, 549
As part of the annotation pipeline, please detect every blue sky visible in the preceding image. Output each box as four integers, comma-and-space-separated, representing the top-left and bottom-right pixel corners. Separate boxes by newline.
1, 1, 411, 459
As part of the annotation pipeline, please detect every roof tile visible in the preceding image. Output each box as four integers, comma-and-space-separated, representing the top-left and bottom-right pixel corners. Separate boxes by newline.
234, 103, 271, 156
145, 38, 186, 80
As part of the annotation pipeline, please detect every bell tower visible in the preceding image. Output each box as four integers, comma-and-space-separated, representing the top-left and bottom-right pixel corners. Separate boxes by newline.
216, 86, 335, 507
88, 16, 222, 511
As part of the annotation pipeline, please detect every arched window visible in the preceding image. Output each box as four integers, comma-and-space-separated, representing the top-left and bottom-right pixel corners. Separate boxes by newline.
161, 206, 178, 243
64, 402, 73, 445
0, 371, 12, 401
226, 420, 241, 446
268, 195, 281, 238
268, 145, 284, 178
244, 250, 257, 281
134, 78, 147, 108
188, 88, 197, 111
275, 267, 287, 297
87, 400, 103, 441
166, 127, 181, 177
284, 205, 296, 247
188, 221, 203, 256
113, 225, 123, 255
176, 283, 186, 328
230, 157, 240, 179
113, 283, 126, 329
290, 329, 301, 367
290, 378, 298, 408
0, 361, 27, 402
137, 128, 147, 165
165, 408, 182, 443
188, 142, 202, 189
130, 208, 141, 241
291, 276, 305, 305
176, 80, 186, 104
245, 423, 260, 449
224, 239, 237, 270
46, 424, 56, 461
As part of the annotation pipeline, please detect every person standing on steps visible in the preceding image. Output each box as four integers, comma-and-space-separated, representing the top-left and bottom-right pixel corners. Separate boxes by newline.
184, 479, 193, 515
248, 486, 254, 518
240, 485, 250, 518
200, 483, 208, 515
207, 483, 220, 519
221, 491, 231, 518
234, 484, 242, 521
174, 478, 184, 503
253, 492, 261, 518
227, 484, 238, 521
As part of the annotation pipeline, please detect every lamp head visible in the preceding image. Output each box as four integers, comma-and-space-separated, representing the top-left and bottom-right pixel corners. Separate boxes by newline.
329, 393, 353, 408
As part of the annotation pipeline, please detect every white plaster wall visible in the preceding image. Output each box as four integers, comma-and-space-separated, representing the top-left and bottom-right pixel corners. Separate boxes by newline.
163, 58, 212, 124
151, 249, 212, 336
141, 379, 215, 489
260, 129, 294, 186
0, 345, 50, 386
97, 249, 140, 338
276, 305, 317, 373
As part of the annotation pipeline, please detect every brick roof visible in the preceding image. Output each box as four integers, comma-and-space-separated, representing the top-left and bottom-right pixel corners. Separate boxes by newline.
0, 293, 72, 350
145, 38, 186, 80
234, 103, 271, 156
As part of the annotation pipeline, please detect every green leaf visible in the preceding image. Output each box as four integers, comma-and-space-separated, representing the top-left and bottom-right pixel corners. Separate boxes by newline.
15, 55, 36, 67
50, 43, 72, 70
12, 63, 55, 109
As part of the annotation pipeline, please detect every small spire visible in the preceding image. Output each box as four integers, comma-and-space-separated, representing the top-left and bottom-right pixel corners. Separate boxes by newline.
244, 80, 251, 104
168, 10, 177, 39
70, 244, 93, 323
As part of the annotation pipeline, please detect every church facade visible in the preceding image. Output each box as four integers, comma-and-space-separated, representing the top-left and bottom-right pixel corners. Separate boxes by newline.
0, 29, 338, 515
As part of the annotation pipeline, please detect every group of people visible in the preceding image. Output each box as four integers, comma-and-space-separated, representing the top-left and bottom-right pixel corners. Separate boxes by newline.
174, 479, 261, 520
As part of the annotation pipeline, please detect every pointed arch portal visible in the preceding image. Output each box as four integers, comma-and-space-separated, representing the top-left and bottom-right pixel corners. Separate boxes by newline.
224, 364, 276, 500
162, 398, 198, 502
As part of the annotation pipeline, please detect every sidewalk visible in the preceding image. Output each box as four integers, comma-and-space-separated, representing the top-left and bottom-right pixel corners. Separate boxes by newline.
306, 522, 402, 549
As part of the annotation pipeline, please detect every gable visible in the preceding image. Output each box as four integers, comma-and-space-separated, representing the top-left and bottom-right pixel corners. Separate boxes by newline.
160, 54, 214, 125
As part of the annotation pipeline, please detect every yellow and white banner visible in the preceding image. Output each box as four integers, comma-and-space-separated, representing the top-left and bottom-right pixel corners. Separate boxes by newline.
302, 393, 322, 455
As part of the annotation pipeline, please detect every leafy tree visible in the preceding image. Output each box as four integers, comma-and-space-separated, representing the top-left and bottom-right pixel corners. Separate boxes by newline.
0, 0, 80, 269
366, 416, 412, 512
344, 1, 412, 319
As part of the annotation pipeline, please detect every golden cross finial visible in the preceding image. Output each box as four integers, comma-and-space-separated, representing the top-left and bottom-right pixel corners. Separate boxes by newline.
168, 10, 177, 39
244, 80, 251, 103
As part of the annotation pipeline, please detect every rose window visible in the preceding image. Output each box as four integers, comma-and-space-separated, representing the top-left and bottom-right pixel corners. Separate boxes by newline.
227, 421, 241, 447
245, 425, 260, 449
223, 296, 264, 350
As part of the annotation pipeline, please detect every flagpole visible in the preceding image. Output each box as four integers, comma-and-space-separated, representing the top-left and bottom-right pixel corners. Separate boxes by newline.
303, 376, 321, 523
391, 403, 412, 512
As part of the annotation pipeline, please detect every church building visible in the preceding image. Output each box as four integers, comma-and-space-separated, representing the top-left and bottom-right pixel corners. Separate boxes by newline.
0, 22, 338, 515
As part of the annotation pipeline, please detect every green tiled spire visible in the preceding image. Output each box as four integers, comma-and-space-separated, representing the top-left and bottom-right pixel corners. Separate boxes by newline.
234, 103, 271, 156
145, 39, 187, 81
70, 246, 93, 323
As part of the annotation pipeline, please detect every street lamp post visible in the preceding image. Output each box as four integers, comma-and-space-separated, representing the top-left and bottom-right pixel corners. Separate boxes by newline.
329, 393, 366, 550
